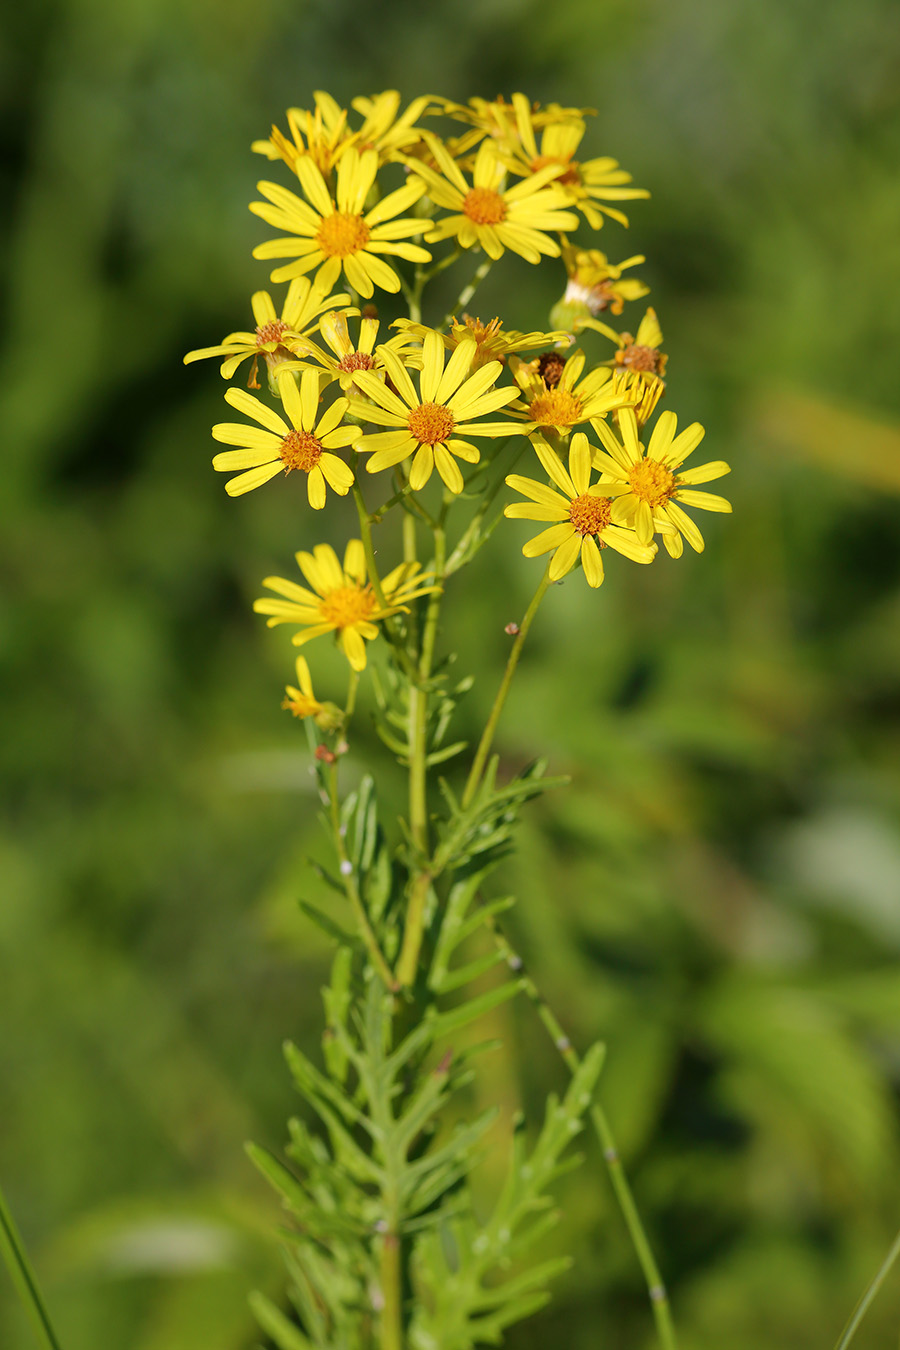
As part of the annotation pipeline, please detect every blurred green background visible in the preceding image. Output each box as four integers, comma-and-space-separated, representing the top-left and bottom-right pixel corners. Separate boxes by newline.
3, 0, 900, 1346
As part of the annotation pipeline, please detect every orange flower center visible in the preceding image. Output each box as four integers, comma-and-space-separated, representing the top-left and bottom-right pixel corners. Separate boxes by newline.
407, 401, 455, 445
462, 187, 507, 226
568, 492, 612, 536
619, 344, 663, 374
628, 458, 675, 507
256, 320, 289, 346
338, 352, 376, 373
316, 211, 371, 258
528, 387, 583, 428
318, 584, 377, 629
280, 429, 323, 474
531, 154, 580, 187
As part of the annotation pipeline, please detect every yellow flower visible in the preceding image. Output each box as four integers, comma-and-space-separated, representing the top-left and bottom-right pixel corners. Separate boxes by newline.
348, 332, 520, 494
211, 369, 358, 505
510, 348, 630, 437
286, 309, 405, 397
253, 91, 436, 176
346, 91, 437, 163
504, 433, 656, 586
608, 307, 668, 378
604, 308, 668, 428
436, 94, 592, 159
549, 242, 649, 334
408, 134, 579, 263
391, 315, 573, 371
250, 147, 431, 299
183, 276, 353, 388
592, 408, 732, 556
252, 93, 350, 177
502, 93, 649, 230
254, 540, 438, 671
282, 655, 325, 720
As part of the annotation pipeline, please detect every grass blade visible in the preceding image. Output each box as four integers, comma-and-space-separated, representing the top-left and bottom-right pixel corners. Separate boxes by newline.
0, 1179, 63, 1350
835, 1226, 900, 1350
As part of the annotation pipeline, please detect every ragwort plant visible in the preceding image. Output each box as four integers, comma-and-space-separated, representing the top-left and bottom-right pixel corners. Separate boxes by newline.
185, 89, 733, 1350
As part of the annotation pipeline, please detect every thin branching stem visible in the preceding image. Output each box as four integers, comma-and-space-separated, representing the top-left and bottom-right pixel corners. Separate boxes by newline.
442, 254, 494, 329
0, 1181, 63, 1350
487, 920, 678, 1350
444, 438, 528, 577
461, 565, 552, 809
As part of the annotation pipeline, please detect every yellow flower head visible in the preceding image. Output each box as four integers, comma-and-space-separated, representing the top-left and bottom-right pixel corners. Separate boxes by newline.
436, 94, 592, 159
408, 133, 579, 264
286, 309, 407, 397
603, 308, 668, 428
211, 370, 358, 505
253, 91, 436, 176
501, 93, 649, 231
347, 91, 438, 163
510, 348, 630, 437
250, 147, 431, 299
592, 408, 732, 556
391, 315, 573, 371
282, 655, 325, 720
254, 540, 438, 672
183, 276, 354, 388
504, 433, 656, 587
252, 93, 351, 177
550, 241, 649, 334
349, 331, 520, 495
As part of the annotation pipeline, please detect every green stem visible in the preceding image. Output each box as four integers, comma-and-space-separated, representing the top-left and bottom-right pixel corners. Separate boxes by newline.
0, 1181, 63, 1350
379, 1228, 403, 1350
421, 246, 462, 287
834, 1226, 900, 1350
345, 669, 359, 720
352, 476, 419, 684
442, 254, 494, 329
461, 565, 552, 809
327, 761, 397, 992
396, 520, 447, 988
444, 438, 527, 577
487, 922, 678, 1350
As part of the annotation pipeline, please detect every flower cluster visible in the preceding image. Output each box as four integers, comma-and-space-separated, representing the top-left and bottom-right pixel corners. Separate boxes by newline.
186, 88, 731, 708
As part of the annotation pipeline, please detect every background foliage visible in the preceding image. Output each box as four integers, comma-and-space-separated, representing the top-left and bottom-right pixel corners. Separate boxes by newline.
3, 1, 900, 1347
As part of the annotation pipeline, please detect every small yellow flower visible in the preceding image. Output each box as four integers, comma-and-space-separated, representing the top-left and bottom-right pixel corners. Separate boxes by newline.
287, 309, 405, 397
282, 655, 325, 720
349, 332, 520, 494
504, 433, 656, 586
254, 540, 438, 672
608, 308, 668, 379
346, 91, 437, 163
251, 147, 431, 299
550, 241, 649, 334
252, 93, 350, 177
253, 91, 436, 176
502, 93, 649, 231
592, 408, 732, 556
211, 369, 358, 505
603, 308, 668, 428
391, 315, 572, 371
510, 348, 630, 437
183, 277, 353, 388
436, 94, 592, 159
408, 134, 579, 263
